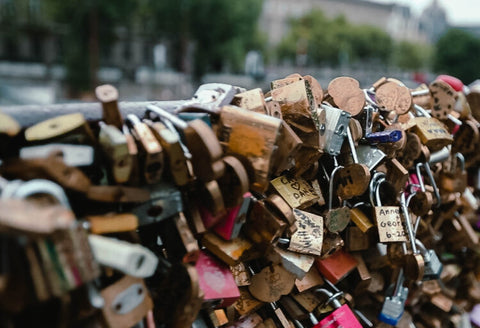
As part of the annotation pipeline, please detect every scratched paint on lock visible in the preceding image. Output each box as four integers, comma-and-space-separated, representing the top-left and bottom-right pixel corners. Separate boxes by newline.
196, 251, 240, 306
374, 206, 407, 243
289, 209, 324, 256
271, 175, 319, 209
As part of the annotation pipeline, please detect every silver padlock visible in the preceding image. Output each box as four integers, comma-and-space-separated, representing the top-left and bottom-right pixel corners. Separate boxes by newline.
88, 234, 158, 278
378, 268, 409, 326
321, 103, 351, 156
415, 239, 443, 281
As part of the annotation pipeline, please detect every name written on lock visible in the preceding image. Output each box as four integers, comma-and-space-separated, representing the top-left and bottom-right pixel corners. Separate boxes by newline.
374, 206, 407, 243
271, 175, 319, 209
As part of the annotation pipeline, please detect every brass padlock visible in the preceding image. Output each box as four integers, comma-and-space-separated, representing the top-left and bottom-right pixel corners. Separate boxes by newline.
98, 122, 133, 184
96, 84, 124, 129
270, 175, 319, 210
25, 112, 95, 144
219, 105, 282, 192
370, 172, 407, 243
439, 153, 467, 193
126, 114, 164, 184
411, 106, 453, 152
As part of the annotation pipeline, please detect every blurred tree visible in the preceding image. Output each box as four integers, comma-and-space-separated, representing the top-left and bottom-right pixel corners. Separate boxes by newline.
45, 0, 138, 96
393, 41, 432, 71
141, 0, 264, 81
276, 10, 393, 67
433, 29, 480, 84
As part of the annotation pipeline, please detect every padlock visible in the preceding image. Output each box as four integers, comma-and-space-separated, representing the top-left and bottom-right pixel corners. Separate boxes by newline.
182, 82, 239, 112
270, 175, 319, 210
219, 105, 281, 192
271, 121, 303, 175
385, 158, 408, 194
314, 287, 362, 327
439, 152, 467, 193
321, 103, 351, 156
20, 143, 95, 168
147, 104, 225, 182
231, 88, 268, 114
95, 84, 124, 129
429, 79, 458, 120
452, 119, 480, 154
336, 126, 370, 199
349, 202, 374, 233
373, 78, 412, 115
126, 114, 164, 184
88, 234, 158, 278
217, 156, 250, 208
266, 244, 315, 279
408, 163, 435, 216
201, 232, 256, 266
144, 120, 191, 186
196, 250, 240, 308
265, 302, 292, 328
86, 213, 139, 234
270, 75, 303, 90
132, 181, 183, 226
415, 239, 442, 280
0, 155, 92, 193
411, 104, 453, 152
270, 79, 319, 137
315, 249, 357, 284
278, 208, 323, 256
355, 144, 386, 171
100, 275, 153, 328
399, 192, 425, 282
370, 172, 407, 243
248, 264, 296, 303
24, 112, 95, 144
233, 287, 264, 318
378, 268, 409, 326
230, 262, 251, 287
324, 164, 351, 233
345, 226, 370, 252
278, 295, 310, 321
213, 192, 252, 240
264, 193, 297, 235
294, 266, 325, 293
243, 199, 286, 244
327, 76, 365, 116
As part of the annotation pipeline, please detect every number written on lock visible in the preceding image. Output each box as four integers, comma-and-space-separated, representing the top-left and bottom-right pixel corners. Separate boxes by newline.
375, 207, 407, 242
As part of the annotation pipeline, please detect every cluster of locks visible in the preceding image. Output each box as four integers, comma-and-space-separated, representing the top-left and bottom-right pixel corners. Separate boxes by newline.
1, 73, 480, 328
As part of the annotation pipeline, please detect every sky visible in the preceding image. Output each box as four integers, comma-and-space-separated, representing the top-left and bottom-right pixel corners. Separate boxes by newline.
371, 0, 480, 26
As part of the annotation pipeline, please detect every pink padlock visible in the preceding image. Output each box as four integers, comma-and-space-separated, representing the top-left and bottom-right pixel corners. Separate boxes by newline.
214, 192, 252, 240
313, 289, 362, 328
196, 250, 241, 308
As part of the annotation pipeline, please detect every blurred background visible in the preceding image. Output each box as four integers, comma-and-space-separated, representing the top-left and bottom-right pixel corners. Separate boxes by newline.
0, 0, 479, 105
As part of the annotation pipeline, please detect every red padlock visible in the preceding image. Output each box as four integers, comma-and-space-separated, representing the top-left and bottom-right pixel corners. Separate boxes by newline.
436, 74, 464, 92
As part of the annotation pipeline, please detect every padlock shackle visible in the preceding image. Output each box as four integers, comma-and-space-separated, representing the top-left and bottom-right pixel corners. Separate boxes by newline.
346, 126, 359, 164
147, 105, 189, 130
414, 104, 431, 118
415, 163, 426, 192
455, 152, 465, 172
400, 192, 418, 254
328, 165, 344, 210
414, 239, 430, 261
369, 171, 386, 207
1, 178, 71, 209
314, 288, 343, 309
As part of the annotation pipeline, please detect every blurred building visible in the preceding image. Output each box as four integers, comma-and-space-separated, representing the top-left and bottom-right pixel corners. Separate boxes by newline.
260, 0, 447, 45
